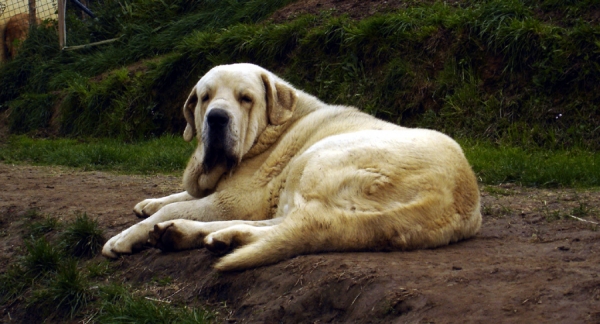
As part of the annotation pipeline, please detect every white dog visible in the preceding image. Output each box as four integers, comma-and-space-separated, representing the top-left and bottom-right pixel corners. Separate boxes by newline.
102, 63, 482, 271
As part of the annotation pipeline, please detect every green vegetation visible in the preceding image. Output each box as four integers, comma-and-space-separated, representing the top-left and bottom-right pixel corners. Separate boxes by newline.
0, 135, 194, 174
96, 283, 211, 323
0, 210, 212, 322
541, 196, 596, 222
26, 215, 61, 238
0, 0, 597, 184
60, 213, 106, 258
0, 0, 598, 149
1, 135, 598, 187
462, 142, 600, 187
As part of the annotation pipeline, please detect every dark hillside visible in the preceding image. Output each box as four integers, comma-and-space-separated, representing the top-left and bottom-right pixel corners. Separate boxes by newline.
1, 0, 599, 149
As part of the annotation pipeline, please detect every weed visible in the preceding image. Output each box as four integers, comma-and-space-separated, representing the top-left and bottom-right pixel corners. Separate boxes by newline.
152, 275, 173, 287
482, 204, 494, 216
26, 215, 60, 239
483, 186, 515, 197
0, 1, 599, 150
29, 259, 95, 318
571, 202, 592, 218
60, 213, 105, 258
482, 203, 513, 218
24, 208, 42, 220
8, 93, 57, 134
96, 283, 213, 323
86, 260, 114, 279
22, 237, 62, 276
0, 264, 28, 303
500, 205, 513, 216
545, 209, 564, 222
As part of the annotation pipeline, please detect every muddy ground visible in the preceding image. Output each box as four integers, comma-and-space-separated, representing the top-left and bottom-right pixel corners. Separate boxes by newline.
1, 163, 599, 323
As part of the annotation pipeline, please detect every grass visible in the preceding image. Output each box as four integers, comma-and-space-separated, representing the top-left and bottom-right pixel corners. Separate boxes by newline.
60, 213, 105, 258
462, 141, 600, 187
22, 237, 62, 276
0, 210, 213, 322
96, 283, 213, 323
482, 203, 513, 218
0, 135, 195, 174
1, 134, 598, 188
29, 259, 95, 318
26, 216, 61, 239
482, 186, 515, 196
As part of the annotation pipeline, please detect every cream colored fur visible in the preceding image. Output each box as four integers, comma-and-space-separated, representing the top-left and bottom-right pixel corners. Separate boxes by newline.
102, 63, 482, 271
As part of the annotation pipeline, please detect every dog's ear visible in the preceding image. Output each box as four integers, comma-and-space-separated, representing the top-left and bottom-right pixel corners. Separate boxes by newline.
261, 73, 298, 125
183, 87, 198, 142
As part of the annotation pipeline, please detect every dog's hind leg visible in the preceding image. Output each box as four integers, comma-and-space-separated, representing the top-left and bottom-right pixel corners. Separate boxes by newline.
211, 231, 291, 272
149, 218, 283, 252
212, 191, 480, 272
211, 205, 334, 271
204, 224, 276, 255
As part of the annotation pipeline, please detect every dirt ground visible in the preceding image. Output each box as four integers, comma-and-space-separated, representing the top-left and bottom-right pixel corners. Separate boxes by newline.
1, 163, 599, 323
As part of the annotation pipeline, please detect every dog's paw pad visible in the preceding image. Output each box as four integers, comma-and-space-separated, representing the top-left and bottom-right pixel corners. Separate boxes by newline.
149, 223, 181, 252
148, 223, 167, 246
205, 236, 231, 255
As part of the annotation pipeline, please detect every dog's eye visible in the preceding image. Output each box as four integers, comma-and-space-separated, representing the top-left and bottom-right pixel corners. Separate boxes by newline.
241, 95, 253, 104
201, 94, 209, 102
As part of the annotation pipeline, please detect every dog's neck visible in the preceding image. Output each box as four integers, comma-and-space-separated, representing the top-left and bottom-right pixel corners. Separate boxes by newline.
244, 91, 322, 160
244, 124, 288, 159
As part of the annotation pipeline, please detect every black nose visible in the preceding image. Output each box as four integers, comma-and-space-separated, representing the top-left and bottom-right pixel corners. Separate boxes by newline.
206, 109, 230, 129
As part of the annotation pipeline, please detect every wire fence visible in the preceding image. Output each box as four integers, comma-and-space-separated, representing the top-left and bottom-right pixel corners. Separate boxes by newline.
0, 0, 57, 25
1, 0, 57, 61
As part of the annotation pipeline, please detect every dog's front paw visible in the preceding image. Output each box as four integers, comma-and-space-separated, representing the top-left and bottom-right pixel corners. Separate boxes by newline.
133, 199, 165, 218
102, 235, 121, 258
102, 224, 151, 258
149, 220, 206, 252
149, 221, 180, 251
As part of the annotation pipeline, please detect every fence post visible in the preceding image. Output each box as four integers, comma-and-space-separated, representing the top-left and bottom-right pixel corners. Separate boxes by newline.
28, 0, 37, 26
57, 0, 66, 49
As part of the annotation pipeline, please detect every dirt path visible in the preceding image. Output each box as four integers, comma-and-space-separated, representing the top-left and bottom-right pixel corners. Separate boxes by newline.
1, 163, 599, 323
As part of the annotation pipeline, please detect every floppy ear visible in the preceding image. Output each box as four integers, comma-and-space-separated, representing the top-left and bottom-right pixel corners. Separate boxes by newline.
261, 73, 298, 125
183, 87, 198, 142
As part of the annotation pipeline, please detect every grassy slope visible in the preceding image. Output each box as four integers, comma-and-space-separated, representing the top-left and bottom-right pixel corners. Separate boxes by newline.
0, 0, 599, 187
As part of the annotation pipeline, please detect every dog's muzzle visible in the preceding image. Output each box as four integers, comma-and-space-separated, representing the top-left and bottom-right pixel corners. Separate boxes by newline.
206, 108, 230, 146
203, 108, 238, 172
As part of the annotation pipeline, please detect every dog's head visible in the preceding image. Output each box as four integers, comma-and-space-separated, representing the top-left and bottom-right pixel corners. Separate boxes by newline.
182, 63, 298, 197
